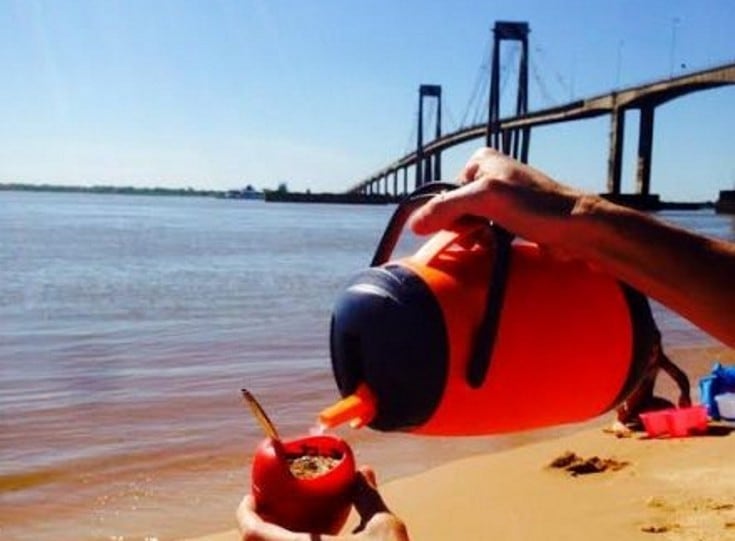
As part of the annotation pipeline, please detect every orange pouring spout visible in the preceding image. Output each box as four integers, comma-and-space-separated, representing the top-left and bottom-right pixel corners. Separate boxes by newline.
318, 384, 377, 430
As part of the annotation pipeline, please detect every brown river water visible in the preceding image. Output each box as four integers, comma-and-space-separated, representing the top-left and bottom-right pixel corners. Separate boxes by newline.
1, 191, 733, 540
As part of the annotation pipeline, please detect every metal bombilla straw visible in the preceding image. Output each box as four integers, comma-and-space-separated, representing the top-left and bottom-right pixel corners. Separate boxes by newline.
241, 388, 281, 442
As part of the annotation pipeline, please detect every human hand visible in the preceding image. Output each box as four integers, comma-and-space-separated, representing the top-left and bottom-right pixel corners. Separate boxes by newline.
237, 467, 409, 541
408, 147, 593, 258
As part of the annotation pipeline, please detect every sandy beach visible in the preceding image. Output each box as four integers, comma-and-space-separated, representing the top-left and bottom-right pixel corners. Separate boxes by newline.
189, 346, 735, 541
191, 423, 735, 541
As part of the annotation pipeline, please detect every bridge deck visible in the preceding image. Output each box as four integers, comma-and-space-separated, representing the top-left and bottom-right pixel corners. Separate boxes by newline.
350, 62, 735, 193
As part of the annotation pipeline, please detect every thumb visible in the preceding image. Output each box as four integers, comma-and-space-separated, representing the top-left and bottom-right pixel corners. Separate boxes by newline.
352, 467, 390, 533
359, 466, 378, 488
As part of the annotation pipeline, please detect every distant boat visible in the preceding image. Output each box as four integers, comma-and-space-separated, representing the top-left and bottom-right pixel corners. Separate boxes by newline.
223, 185, 265, 200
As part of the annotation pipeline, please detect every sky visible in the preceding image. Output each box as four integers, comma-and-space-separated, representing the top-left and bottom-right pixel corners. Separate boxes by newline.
0, 0, 733, 200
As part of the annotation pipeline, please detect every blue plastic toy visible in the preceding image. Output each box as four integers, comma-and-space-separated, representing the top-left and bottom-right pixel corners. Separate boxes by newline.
698, 363, 735, 420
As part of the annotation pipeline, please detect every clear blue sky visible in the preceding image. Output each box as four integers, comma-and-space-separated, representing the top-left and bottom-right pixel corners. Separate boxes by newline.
1, 0, 733, 200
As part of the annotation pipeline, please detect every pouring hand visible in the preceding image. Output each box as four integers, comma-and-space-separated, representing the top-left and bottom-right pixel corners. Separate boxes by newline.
408, 147, 735, 347
408, 147, 584, 258
237, 467, 410, 541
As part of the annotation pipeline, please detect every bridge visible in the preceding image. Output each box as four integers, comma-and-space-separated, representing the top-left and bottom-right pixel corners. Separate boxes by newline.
349, 21, 735, 207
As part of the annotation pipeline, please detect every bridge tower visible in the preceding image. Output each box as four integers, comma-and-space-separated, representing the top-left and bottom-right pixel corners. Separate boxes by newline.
487, 21, 530, 163
607, 99, 658, 198
416, 84, 442, 189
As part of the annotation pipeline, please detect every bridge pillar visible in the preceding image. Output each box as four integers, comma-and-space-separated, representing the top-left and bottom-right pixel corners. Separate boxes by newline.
607, 107, 625, 194
416, 84, 442, 189
487, 21, 530, 163
636, 105, 655, 196
423, 156, 433, 184
403, 168, 408, 195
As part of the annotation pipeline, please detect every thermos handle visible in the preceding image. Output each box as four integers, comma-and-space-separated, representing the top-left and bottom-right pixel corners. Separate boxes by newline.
371, 182, 514, 389
371, 182, 458, 266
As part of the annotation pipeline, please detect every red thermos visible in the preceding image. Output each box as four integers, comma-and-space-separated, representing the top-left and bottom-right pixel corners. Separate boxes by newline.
319, 183, 657, 435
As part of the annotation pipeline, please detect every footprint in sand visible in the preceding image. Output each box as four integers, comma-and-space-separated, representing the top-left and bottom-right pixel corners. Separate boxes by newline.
547, 451, 629, 476
642, 496, 735, 538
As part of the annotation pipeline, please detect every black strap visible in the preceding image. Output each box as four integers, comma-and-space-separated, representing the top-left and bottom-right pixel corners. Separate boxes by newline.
370, 181, 514, 389
466, 226, 514, 388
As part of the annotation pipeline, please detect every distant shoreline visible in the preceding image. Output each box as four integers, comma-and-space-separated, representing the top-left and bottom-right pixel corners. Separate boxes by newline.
0, 182, 401, 205
1, 183, 727, 211
0, 182, 222, 198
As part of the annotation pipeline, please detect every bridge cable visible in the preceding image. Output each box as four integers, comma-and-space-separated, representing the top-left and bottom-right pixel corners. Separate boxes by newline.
531, 38, 572, 101
473, 65, 489, 125
471, 70, 490, 125
471, 42, 513, 125
460, 33, 492, 127
530, 56, 557, 107
443, 102, 459, 134
498, 44, 520, 118
404, 108, 418, 155
460, 66, 485, 127
470, 42, 513, 125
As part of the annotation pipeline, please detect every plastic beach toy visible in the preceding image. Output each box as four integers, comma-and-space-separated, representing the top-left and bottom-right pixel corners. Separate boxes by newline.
714, 393, 735, 421
639, 410, 670, 438
639, 405, 709, 438
699, 363, 735, 419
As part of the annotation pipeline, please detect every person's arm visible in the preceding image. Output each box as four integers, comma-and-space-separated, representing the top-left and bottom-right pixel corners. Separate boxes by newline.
408, 147, 735, 347
565, 195, 735, 348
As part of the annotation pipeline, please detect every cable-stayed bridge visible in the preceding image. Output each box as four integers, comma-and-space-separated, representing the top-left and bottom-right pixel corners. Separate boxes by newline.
348, 21, 734, 208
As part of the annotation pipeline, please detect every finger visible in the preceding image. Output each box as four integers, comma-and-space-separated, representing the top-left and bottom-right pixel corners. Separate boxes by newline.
236, 494, 257, 521
408, 182, 489, 235
459, 147, 504, 183
236, 495, 261, 537
407, 192, 460, 235
237, 495, 310, 541
358, 466, 377, 488
458, 161, 480, 184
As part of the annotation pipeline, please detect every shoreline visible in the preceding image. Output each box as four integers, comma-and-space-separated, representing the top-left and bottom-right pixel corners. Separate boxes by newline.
1, 338, 731, 540
189, 423, 735, 541
188, 421, 735, 541
189, 345, 735, 541
1, 186, 725, 212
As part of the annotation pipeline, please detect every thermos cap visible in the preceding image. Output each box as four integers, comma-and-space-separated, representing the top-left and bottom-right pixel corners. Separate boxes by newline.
327, 265, 449, 431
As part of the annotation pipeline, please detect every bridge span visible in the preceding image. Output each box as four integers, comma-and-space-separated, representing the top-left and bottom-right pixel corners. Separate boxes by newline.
350, 61, 735, 200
